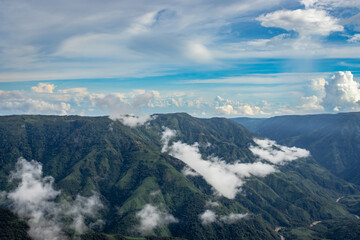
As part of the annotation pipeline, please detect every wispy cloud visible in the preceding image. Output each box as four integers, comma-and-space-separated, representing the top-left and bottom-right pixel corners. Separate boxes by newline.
199, 210, 248, 225
0, 0, 359, 82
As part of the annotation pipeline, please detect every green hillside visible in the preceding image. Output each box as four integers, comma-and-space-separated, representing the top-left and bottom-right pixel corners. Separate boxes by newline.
0, 114, 359, 239
232, 112, 360, 185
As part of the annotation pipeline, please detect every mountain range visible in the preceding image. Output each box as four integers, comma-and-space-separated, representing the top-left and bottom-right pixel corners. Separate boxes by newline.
0, 113, 359, 239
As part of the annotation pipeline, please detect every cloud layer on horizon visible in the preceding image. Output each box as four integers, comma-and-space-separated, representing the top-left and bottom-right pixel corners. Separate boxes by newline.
0, 71, 359, 117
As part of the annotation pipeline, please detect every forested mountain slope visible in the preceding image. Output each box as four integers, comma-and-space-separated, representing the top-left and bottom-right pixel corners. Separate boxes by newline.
233, 112, 360, 185
0, 114, 359, 239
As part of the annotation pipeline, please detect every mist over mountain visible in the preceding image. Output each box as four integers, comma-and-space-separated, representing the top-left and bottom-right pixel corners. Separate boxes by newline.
0, 113, 359, 239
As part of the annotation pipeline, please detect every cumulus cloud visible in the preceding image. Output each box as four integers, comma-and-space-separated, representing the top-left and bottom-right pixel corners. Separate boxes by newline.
297, 96, 324, 111
249, 139, 310, 164
58, 88, 90, 105
310, 78, 326, 95
215, 102, 265, 116
130, 89, 160, 106
215, 104, 237, 115
199, 210, 247, 225
161, 129, 277, 199
31, 83, 55, 93
257, 8, 343, 37
297, 71, 360, 113
322, 71, 360, 111
4, 157, 104, 240
136, 204, 178, 234
214, 96, 266, 116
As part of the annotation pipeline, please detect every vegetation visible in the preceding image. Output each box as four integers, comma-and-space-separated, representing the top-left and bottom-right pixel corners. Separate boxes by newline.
0, 113, 359, 239
233, 112, 360, 185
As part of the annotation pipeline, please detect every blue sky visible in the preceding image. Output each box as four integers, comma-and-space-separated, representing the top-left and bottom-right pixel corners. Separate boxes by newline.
1, 0, 360, 119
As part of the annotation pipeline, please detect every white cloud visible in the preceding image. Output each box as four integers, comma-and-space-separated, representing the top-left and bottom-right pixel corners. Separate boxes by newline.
297, 96, 324, 111
229, 162, 279, 178
136, 204, 178, 234
199, 209, 217, 225
219, 213, 248, 224
0, 98, 71, 115
199, 210, 248, 225
31, 83, 56, 93
185, 42, 213, 63
249, 138, 310, 164
348, 34, 360, 43
181, 166, 200, 176
4, 157, 104, 240
65, 194, 104, 234
126, 11, 158, 35
0, 0, 358, 82
257, 8, 343, 37
205, 200, 219, 208
213, 96, 268, 116
130, 89, 160, 107
0, 90, 24, 100
160, 127, 177, 152
161, 129, 278, 199
310, 78, 326, 94
301, 0, 317, 8
247, 33, 290, 48
308, 0, 360, 8
93, 90, 159, 127
322, 71, 360, 111
8, 158, 60, 217
215, 104, 265, 116
58, 88, 90, 105
215, 104, 237, 115
111, 114, 155, 128
297, 71, 360, 113
166, 141, 245, 198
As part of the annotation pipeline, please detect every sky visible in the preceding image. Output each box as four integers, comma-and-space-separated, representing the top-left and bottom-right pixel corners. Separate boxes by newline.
1, 0, 360, 118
